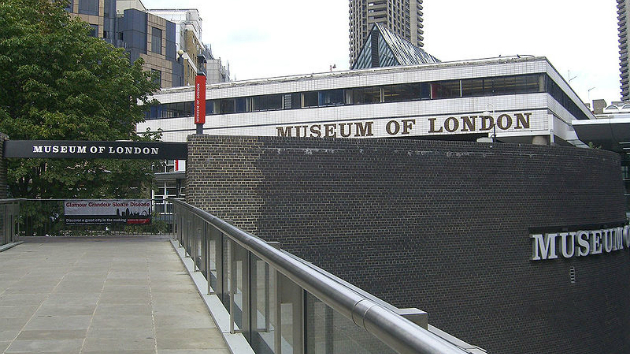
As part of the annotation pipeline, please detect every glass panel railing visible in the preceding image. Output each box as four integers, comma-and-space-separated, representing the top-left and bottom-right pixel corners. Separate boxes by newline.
222, 236, 231, 310
250, 254, 277, 354
231, 241, 249, 334
277, 273, 302, 354
0, 199, 21, 246
169, 199, 472, 354
305, 293, 395, 354
207, 227, 221, 295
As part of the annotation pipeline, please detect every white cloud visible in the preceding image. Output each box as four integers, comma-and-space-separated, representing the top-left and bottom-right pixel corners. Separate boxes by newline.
143, 0, 621, 103
424, 0, 620, 103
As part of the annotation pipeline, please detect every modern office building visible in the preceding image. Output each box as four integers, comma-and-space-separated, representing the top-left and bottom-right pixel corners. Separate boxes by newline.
619, 0, 630, 100
145, 9, 230, 85
115, 4, 183, 88
65, 0, 229, 88
64, 0, 117, 42
349, 0, 424, 67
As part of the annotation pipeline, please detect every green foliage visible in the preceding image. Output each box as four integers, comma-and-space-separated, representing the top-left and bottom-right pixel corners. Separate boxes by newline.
20, 199, 64, 236
0, 0, 161, 198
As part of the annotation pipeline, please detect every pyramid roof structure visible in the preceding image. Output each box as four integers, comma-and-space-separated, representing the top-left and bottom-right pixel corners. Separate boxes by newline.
352, 23, 440, 69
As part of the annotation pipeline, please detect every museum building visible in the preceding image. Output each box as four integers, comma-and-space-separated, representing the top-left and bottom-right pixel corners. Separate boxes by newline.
139, 55, 592, 148
134, 26, 630, 353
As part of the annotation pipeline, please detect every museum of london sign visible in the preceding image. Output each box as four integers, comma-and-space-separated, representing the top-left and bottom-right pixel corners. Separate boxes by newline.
531, 225, 630, 261
3, 140, 188, 160
276, 111, 537, 138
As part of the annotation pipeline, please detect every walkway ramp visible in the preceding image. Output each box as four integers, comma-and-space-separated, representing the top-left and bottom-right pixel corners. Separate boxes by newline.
0, 236, 230, 354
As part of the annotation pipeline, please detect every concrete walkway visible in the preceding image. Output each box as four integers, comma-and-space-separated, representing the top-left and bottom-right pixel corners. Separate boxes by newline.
0, 236, 231, 354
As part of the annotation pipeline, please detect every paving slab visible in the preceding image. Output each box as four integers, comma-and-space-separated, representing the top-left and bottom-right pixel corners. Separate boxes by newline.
0, 236, 232, 354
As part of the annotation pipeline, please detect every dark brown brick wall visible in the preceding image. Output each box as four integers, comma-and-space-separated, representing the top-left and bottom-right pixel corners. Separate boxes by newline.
187, 135, 630, 354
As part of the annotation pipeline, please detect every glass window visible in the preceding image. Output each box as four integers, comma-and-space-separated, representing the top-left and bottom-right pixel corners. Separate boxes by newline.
164, 102, 192, 118
282, 93, 301, 109
253, 94, 282, 111
235, 97, 247, 113
502, 76, 519, 94
78, 0, 98, 15
383, 83, 428, 102
431, 81, 460, 99
151, 69, 161, 88
524, 74, 545, 93
268, 95, 282, 110
145, 101, 194, 119
350, 87, 381, 104
461, 79, 486, 97
219, 99, 235, 114
180, 102, 193, 117
461, 75, 546, 97
318, 89, 344, 106
205, 100, 215, 115
87, 24, 98, 38
303, 92, 318, 107
151, 27, 162, 55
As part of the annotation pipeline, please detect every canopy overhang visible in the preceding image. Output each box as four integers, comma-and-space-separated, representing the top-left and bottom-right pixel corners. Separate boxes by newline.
572, 118, 630, 153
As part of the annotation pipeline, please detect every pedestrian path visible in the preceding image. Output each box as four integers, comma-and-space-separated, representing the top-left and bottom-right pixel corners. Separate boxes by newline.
0, 236, 231, 354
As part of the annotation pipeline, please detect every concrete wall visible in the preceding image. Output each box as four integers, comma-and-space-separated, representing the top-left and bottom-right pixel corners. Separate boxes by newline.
186, 135, 630, 354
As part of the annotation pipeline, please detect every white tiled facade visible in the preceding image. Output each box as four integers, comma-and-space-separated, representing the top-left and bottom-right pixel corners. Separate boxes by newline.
138, 56, 593, 147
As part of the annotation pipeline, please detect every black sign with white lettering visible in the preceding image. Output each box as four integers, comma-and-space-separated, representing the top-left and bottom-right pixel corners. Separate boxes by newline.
3, 140, 187, 159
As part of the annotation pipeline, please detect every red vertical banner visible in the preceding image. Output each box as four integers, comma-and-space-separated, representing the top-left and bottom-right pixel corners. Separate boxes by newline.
194, 75, 206, 125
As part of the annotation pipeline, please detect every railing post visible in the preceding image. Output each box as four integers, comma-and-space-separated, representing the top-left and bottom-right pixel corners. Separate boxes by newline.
194, 218, 201, 271
203, 221, 209, 279
230, 239, 236, 334
275, 271, 282, 354
217, 231, 225, 304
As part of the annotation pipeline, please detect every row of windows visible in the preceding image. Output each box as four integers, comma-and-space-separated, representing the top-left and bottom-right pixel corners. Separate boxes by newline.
145, 74, 585, 120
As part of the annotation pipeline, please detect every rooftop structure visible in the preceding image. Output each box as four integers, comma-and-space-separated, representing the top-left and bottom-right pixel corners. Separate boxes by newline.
352, 23, 439, 69
349, 0, 424, 67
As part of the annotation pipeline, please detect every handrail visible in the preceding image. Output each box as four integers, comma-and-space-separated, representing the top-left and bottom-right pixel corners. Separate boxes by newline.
0, 198, 26, 204
169, 198, 471, 354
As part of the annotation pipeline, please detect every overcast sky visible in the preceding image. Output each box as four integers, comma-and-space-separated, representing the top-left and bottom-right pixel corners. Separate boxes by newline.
143, 0, 620, 104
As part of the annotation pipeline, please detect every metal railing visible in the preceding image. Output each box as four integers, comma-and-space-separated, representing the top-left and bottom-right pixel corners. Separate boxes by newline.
171, 198, 473, 354
0, 199, 22, 246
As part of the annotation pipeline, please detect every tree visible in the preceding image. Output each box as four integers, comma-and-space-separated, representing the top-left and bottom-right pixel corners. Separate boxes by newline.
0, 0, 160, 198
